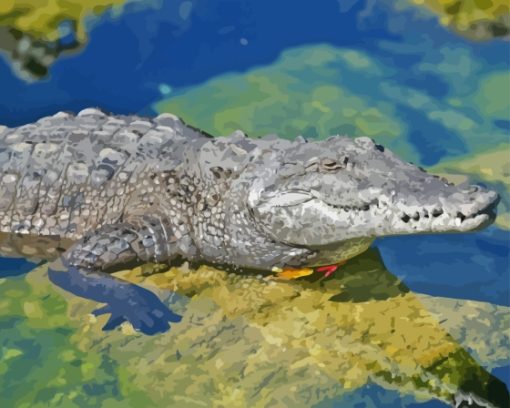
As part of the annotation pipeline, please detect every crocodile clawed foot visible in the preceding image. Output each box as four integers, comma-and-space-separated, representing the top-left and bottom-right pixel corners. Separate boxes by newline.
92, 306, 126, 330
49, 263, 182, 336
92, 285, 182, 335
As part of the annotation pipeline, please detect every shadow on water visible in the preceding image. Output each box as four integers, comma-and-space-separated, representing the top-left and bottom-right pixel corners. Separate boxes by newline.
323, 248, 410, 303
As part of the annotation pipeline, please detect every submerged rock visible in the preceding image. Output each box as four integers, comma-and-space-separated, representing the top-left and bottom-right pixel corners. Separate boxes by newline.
0, 26, 79, 81
40, 248, 507, 407
420, 294, 510, 371
0, 0, 128, 80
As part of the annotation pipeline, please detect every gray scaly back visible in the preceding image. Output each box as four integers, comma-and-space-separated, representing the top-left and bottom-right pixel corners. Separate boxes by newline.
0, 108, 499, 334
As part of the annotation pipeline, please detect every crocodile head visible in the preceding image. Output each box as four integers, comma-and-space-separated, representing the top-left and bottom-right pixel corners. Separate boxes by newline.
247, 136, 499, 247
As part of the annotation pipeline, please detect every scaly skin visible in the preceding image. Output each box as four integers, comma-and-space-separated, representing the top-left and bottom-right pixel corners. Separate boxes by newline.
0, 108, 500, 336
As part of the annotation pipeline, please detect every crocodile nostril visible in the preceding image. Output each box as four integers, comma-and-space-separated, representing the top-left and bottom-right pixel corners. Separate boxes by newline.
461, 185, 480, 194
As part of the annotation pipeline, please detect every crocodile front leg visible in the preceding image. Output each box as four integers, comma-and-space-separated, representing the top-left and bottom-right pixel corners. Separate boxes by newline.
48, 217, 183, 335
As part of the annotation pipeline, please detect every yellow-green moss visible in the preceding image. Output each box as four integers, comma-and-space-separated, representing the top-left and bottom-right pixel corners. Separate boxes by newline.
431, 145, 510, 229
0, 0, 128, 42
411, 0, 509, 40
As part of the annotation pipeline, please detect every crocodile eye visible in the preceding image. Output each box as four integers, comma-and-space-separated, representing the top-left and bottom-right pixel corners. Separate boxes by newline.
210, 166, 232, 179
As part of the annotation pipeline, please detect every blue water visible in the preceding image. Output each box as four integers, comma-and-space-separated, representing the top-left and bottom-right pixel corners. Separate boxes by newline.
1, 0, 508, 135
1, 0, 393, 126
377, 226, 510, 306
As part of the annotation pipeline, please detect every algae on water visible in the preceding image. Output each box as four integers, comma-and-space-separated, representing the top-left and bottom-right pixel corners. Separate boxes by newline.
0, 0, 129, 80
409, 0, 510, 40
0, 0, 128, 42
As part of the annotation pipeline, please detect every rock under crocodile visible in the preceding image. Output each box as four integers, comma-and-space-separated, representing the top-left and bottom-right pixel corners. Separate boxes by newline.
12, 249, 508, 408
0, 108, 500, 338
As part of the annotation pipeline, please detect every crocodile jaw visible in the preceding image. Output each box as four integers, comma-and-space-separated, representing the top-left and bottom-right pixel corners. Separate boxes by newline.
252, 186, 499, 247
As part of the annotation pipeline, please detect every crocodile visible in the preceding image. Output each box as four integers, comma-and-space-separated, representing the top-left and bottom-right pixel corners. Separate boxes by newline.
0, 108, 500, 335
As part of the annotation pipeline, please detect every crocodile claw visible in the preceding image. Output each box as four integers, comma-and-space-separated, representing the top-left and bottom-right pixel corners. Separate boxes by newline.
93, 287, 182, 335
101, 314, 127, 331
92, 305, 113, 316
49, 266, 181, 336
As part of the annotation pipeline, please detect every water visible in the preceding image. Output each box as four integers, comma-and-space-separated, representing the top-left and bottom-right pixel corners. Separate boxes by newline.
377, 226, 510, 307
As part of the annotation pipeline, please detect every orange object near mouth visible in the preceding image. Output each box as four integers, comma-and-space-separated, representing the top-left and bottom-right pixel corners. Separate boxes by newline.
270, 266, 314, 280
